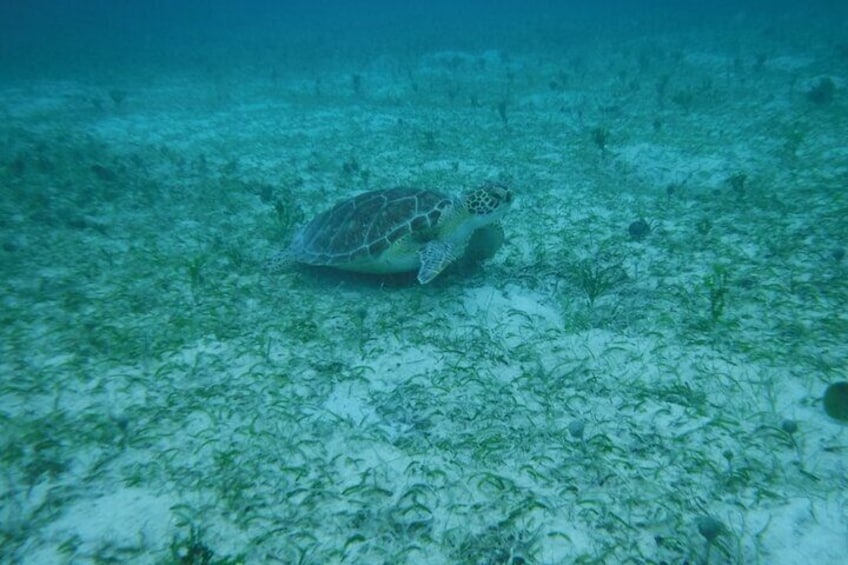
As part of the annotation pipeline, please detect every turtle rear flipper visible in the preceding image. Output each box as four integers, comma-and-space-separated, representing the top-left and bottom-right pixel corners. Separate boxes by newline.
417, 241, 456, 284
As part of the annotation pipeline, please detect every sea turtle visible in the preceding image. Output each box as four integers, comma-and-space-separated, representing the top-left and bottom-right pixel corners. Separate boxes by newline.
286, 182, 513, 284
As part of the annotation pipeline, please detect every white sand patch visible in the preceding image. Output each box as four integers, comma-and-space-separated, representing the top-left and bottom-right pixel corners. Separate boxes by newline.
324, 381, 378, 425
750, 497, 847, 564
767, 55, 815, 72
462, 283, 563, 337
614, 142, 730, 190
39, 488, 174, 561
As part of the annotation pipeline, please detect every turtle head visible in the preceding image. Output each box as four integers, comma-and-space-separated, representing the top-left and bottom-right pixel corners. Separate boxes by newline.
462, 182, 513, 221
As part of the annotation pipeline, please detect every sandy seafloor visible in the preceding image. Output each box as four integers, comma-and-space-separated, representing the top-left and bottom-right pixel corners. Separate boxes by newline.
2, 11, 848, 565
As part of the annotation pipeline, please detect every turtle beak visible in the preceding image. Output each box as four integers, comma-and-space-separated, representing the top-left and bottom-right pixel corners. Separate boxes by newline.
490, 184, 513, 207
483, 182, 513, 205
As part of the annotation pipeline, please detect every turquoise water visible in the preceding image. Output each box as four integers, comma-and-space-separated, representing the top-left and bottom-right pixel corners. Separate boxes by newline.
1, 2, 847, 563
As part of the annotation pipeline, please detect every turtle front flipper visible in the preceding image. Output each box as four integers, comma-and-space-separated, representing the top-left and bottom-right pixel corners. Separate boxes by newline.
417, 240, 456, 284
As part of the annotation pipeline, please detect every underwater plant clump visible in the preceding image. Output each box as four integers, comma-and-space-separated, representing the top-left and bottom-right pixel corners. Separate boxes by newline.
823, 382, 848, 422
806, 77, 836, 105
628, 218, 651, 241
572, 258, 627, 306
726, 172, 747, 195
696, 516, 725, 543
591, 126, 610, 153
